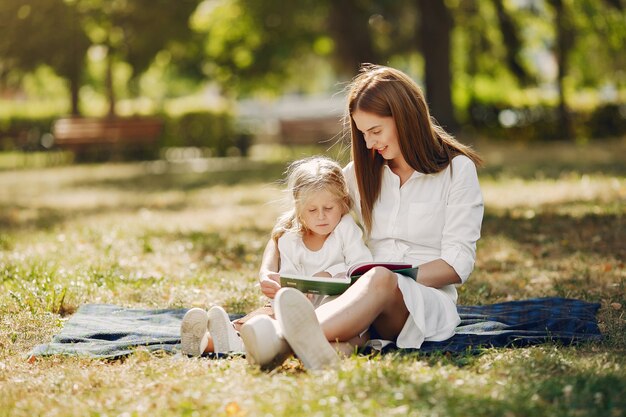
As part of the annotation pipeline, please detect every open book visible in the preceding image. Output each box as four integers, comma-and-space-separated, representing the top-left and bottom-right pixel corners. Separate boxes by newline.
280, 262, 418, 296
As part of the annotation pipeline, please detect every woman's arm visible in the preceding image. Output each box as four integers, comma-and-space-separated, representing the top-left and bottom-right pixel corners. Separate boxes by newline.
415, 259, 462, 288
259, 239, 281, 299
439, 157, 484, 284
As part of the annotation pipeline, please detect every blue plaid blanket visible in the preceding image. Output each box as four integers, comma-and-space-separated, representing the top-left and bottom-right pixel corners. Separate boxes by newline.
30, 297, 602, 359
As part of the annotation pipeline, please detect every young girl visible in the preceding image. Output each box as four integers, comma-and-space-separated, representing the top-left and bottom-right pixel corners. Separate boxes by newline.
246, 64, 484, 370
180, 156, 372, 360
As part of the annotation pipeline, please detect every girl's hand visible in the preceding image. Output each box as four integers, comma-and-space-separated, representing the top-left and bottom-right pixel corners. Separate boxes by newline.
259, 271, 281, 299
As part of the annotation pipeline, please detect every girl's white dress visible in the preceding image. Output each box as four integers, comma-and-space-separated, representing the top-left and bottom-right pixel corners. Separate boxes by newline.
277, 214, 373, 307
343, 155, 484, 348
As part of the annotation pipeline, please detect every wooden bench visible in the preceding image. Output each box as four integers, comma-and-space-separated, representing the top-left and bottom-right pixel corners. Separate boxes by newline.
279, 116, 344, 145
52, 116, 163, 152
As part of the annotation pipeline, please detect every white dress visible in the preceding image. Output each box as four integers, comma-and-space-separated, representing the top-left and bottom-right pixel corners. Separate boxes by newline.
277, 214, 373, 307
343, 155, 484, 348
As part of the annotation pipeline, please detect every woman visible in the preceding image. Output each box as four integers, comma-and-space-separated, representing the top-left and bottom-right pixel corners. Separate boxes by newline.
241, 64, 484, 370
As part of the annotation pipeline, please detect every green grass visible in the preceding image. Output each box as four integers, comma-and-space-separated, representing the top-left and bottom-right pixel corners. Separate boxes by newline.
0, 139, 624, 416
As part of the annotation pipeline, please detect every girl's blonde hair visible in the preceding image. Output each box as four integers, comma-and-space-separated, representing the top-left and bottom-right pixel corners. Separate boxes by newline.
271, 156, 352, 243
346, 64, 483, 233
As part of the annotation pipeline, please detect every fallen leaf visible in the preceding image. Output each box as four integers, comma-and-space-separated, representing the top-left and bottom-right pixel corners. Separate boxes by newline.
610, 303, 622, 310
225, 401, 241, 416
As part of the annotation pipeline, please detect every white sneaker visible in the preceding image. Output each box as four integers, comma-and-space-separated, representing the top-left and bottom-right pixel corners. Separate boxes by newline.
180, 308, 209, 357
207, 306, 244, 353
275, 288, 339, 370
240, 315, 291, 370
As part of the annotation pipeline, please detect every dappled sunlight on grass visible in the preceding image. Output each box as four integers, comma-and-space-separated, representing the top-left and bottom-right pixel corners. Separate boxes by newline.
476, 138, 626, 179
482, 174, 624, 211
0, 140, 624, 416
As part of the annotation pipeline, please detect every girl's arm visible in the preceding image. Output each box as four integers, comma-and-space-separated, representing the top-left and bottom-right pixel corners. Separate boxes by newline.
259, 239, 281, 299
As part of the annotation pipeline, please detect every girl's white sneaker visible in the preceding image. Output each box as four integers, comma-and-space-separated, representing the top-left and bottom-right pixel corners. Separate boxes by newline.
180, 308, 209, 357
275, 288, 339, 370
240, 315, 291, 370
207, 306, 244, 353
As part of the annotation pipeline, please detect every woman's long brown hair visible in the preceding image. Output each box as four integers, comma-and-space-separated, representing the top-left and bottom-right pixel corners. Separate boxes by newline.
346, 64, 483, 234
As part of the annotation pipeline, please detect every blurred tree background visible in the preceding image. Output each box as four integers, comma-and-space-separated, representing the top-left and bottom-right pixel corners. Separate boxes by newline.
0, 0, 624, 161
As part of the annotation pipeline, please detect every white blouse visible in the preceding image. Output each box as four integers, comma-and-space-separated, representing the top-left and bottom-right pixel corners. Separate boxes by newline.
343, 155, 483, 298
277, 214, 373, 276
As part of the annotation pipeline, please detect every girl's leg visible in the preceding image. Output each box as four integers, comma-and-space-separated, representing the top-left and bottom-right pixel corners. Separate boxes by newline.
207, 306, 244, 352
315, 267, 410, 342
180, 308, 211, 356
181, 307, 242, 356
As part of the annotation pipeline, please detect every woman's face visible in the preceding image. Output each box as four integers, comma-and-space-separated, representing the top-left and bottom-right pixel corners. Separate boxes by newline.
352, 110, 402, 163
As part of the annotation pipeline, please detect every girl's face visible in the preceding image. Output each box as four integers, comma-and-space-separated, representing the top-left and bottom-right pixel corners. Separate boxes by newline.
299, 189, 344, 238
352, 110, 402, 163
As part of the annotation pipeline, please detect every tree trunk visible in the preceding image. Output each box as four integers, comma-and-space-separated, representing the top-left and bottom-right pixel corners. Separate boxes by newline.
550, 0, 574, 140
327, 0, 378, 77
492, 0, 531, 85
105, 49, 116, 117
69, 75, 81, 116
416, 0, 456, 131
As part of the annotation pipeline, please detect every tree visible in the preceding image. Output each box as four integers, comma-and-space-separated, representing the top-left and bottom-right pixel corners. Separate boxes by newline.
195, 0, 467, 127
0, 0, 90, 115
547, 0, 576, 139
326, 0, 379, 76
75, 0, 201, 116
415, 0, 456, 129
192, 0, 331, 94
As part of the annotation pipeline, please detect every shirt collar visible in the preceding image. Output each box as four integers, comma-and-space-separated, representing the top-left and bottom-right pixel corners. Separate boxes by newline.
382, 163, 425, 181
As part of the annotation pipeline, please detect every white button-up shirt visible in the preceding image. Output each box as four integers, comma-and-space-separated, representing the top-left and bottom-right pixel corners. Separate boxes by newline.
277, 214, 373, 277
343, 155, 483, 299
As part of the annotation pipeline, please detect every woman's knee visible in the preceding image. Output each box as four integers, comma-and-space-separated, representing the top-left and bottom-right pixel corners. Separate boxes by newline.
364, 267, 398, 294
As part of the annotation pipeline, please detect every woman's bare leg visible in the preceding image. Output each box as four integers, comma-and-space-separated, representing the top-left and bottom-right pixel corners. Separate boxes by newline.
315, 267, 409, 342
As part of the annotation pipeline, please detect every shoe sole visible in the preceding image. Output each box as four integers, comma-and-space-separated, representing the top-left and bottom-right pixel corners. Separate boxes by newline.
239, 320, 265, 367
275, 288, 339, 370
240, 316, 290, 370
180, 308, 208, 357
208, 306, 241, 353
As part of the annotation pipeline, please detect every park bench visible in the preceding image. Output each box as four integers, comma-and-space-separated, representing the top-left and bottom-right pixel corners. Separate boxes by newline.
279, 116, 344, 144
52, 116, 163, 156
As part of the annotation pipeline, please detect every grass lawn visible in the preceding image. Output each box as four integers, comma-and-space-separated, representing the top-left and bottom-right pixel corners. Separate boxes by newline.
0, 139, 624, 417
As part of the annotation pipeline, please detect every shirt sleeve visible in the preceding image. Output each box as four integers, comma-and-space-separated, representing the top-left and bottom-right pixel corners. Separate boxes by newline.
325, 215, 373, 276
440, 157, 484, 283
277, 232, 304, 275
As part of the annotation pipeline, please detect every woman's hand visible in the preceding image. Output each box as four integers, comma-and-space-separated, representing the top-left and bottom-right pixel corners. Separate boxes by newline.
259, 271, 281, 299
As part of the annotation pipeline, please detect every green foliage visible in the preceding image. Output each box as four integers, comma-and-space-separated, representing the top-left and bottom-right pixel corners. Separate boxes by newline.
192, 0, 332, 94
0, 0, 89, 78
466, 100, 626, 141
565, 0, 626, 88
77, 0, 201, 78
0, 116, 56, 151
161, 111, 237, 156
588, 103, 626, 139
0, 109, 253, 161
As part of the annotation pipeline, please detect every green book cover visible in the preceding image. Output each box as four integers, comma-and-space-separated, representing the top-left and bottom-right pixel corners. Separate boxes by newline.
279, 274, 351, 296
280, 262, 418, 296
